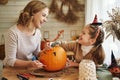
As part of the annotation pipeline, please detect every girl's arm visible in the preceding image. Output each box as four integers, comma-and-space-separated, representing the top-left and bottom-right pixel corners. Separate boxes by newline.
66, 58, 79, 68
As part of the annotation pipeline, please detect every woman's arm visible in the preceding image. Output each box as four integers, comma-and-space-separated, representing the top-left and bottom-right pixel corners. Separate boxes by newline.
14, 59, 44, 68
4, 29, 18, 67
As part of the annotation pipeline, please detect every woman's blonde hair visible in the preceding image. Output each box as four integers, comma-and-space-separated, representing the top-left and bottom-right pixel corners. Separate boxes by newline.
17, 0, 47, 27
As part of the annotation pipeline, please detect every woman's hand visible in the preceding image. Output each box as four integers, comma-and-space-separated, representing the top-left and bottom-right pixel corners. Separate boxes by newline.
29, 60, 45, 69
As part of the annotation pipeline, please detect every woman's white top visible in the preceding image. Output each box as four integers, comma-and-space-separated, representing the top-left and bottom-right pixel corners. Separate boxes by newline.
3, 25, 42, 67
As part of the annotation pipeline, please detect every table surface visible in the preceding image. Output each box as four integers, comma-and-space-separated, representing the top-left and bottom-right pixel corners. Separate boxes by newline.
3, 67, 79, 80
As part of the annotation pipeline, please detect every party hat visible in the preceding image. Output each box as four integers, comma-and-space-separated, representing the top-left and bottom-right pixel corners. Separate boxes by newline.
91, 14, 102, 25
108, 51, 117, 68
111, 51, 117, 66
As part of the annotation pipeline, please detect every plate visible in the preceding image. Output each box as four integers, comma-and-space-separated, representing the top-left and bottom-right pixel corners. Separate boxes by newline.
30, 67, 78, 78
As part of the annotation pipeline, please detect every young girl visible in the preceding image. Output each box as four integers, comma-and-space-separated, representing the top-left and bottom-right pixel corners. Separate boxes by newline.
58, 15, 112, 80
4, 0, 49, 68
59, 23, 105, 67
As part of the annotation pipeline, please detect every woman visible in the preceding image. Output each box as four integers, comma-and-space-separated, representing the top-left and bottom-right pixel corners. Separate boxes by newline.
4, 0, 49, 68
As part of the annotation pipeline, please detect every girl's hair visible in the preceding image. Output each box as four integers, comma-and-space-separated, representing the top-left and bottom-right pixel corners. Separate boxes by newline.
84, 24, 105, 65
89, 24, 104, 46
17, 0, 47, 27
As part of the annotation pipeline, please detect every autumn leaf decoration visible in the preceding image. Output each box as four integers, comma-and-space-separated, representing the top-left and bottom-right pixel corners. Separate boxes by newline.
0, 0, 8, 5
49, 0, 84, 24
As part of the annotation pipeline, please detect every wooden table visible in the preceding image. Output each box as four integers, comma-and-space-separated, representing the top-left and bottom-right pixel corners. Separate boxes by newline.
3, 67, 79, 80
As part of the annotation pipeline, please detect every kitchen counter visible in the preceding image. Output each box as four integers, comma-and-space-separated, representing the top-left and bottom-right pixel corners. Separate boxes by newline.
3, 66, 79, 80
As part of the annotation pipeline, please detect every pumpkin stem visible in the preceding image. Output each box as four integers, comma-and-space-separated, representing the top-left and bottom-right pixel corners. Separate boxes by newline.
53, 52, 56, 56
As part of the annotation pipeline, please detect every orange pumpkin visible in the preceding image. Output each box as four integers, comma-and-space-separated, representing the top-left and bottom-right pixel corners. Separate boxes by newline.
39, 46, 67, 71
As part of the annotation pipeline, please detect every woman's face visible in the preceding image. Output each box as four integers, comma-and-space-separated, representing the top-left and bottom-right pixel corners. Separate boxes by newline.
32, 7, 49, 28
78, 25, 94, 46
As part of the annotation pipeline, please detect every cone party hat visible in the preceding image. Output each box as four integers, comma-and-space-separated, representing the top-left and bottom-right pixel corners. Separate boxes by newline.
91, 14, 102, 25
108, 51, 117, 68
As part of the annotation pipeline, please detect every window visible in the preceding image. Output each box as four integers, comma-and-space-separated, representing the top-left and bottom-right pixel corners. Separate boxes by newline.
85, 0, 120, 65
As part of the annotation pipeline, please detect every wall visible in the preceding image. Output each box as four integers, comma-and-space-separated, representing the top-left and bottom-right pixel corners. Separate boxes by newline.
0, 0, 85, 44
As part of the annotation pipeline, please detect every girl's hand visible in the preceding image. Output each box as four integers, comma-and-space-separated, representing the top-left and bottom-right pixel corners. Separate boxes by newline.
66, 58, 79, 68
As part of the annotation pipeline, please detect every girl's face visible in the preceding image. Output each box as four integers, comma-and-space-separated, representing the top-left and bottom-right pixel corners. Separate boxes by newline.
78, 25, 94, 46
32, 7, 49, 28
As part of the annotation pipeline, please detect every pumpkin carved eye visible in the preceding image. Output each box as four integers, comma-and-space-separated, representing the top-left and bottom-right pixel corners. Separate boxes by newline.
53, 52, 56, 56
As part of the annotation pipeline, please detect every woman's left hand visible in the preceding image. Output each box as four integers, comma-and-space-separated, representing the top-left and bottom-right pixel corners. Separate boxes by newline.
30, 60, 45, 68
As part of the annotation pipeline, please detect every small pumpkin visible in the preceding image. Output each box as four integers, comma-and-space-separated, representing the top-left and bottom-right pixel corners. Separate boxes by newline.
39, 46, 67, 71
108, 66, 120, 78
40, 30, 64, 50
108, 51, 120, 78
41, 40, 49, 50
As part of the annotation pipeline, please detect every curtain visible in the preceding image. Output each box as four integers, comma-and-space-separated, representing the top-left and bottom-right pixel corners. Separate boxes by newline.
85, 0, 120, 65
85, 0, 116, 24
